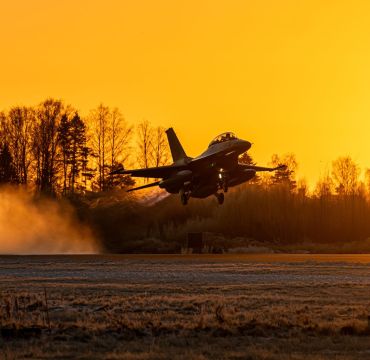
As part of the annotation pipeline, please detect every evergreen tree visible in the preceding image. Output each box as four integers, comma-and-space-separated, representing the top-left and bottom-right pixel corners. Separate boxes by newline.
238, 152, 255, 166
57, 112, 91, 195
58, 113, 71, 195
270, 153, 297, 190
238, 151, 260, 183
0, 143, 16, 183
109, 162, 135, 189
69, 113, 88, 193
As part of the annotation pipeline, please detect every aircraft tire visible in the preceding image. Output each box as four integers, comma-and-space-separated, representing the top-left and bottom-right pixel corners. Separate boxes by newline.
181, 193, 188, 205
217, 192, 224, 205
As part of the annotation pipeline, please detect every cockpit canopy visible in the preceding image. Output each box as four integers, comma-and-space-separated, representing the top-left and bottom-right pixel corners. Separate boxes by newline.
209, 132, 238, 147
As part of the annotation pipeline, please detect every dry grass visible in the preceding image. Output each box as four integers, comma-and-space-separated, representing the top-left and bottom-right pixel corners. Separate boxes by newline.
2, 254, 370, 359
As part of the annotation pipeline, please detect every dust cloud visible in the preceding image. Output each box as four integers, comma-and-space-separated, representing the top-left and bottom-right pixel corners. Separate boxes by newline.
136, 188, 170, 206
0, 186, 98, 254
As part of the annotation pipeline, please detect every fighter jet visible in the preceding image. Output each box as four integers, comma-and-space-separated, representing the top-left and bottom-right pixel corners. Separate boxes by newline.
111, 128, 286, 205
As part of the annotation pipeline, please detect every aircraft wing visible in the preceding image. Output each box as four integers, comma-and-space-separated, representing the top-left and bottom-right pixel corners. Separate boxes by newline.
241, 164, 287, 172
110, 164, 183, 179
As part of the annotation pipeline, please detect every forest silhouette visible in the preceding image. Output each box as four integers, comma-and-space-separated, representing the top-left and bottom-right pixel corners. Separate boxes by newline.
1, 98, 370, 253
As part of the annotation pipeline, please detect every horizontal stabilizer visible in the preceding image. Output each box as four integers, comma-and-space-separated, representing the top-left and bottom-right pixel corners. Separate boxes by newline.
126, 181, 160, 192
109, 164, 125, 175
240, 164, 287, 172
110, 164, 181, 179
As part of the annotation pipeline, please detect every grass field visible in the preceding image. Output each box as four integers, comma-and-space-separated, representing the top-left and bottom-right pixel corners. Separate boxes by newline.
2, 254, 370, 359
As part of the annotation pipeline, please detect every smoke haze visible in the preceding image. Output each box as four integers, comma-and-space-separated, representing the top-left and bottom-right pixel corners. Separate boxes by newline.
136, 189, 170, 206
0, 187, 98, 254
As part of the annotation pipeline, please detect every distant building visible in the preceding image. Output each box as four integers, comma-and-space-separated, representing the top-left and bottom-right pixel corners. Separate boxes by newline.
182, 232, 224, 254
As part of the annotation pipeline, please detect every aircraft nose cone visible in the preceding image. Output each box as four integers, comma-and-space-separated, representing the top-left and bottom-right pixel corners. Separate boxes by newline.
241, 140, 252, 151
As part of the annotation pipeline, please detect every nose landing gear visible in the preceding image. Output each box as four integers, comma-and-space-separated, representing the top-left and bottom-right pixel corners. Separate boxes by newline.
180, 192, 188, 205
215, 192, 224, 205
218, 171, 228, 193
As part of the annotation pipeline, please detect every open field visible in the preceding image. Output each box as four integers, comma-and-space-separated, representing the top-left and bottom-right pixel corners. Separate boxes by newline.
2, 254, 370, 359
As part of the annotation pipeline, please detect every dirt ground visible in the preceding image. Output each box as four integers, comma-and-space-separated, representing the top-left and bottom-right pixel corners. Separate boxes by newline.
2, 254, 370, 359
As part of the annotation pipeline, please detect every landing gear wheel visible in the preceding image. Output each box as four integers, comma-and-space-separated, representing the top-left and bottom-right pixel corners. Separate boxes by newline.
223, 184, 228, 193
216, 192, 224, 205
181, 193, 188, 205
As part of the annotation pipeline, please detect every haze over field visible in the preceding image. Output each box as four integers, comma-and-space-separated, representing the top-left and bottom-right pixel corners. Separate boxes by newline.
0, 187, 97, 254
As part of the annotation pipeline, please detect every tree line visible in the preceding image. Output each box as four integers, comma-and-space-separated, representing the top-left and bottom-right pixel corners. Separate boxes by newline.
1, 98, 370, 201
0, 98, 169, 195
2, 98, 370, 250
93, 153, 370, 252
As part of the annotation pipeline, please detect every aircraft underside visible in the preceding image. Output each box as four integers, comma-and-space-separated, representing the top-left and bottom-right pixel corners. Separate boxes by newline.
162, 167, 257, 205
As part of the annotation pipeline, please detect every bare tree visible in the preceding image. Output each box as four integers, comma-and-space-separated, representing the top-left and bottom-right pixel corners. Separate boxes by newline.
107, 108, 133, 188
365, 169, 370, 198
296, 178, 308, 197
6, 106, 35, 185
0, 112, 7, 145
33, 99, 64, 194
332, 156, 359, 196
315, 174, 334, 198
89, 104, 110, 191
136, 120, 154, 182
109, 108, 132, 170
151, 126, 169, 167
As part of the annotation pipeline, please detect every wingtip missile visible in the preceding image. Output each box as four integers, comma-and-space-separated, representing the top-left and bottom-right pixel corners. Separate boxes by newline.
276, 164, 287, 171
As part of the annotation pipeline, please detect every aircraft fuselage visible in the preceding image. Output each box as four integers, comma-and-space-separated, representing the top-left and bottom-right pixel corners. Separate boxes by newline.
112, 129, 285, 205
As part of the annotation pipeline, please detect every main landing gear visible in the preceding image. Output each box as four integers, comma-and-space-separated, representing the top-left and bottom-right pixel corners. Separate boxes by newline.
217, 172, 227, 205
179, 189, 225, 206
180, 189, 190, 205
215, 192, 224, 205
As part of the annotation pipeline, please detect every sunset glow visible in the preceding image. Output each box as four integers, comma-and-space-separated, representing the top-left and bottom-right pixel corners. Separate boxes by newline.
1, 0, 370, 184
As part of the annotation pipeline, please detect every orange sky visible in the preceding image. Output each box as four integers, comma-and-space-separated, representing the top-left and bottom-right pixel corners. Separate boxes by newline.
1, 0, 370, 186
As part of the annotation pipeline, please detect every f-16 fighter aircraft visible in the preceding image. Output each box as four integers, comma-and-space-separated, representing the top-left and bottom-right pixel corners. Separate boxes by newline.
111, 128, 286, 205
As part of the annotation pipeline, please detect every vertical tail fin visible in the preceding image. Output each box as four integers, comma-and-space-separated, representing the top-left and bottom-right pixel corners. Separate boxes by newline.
165, 128, 187, 163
